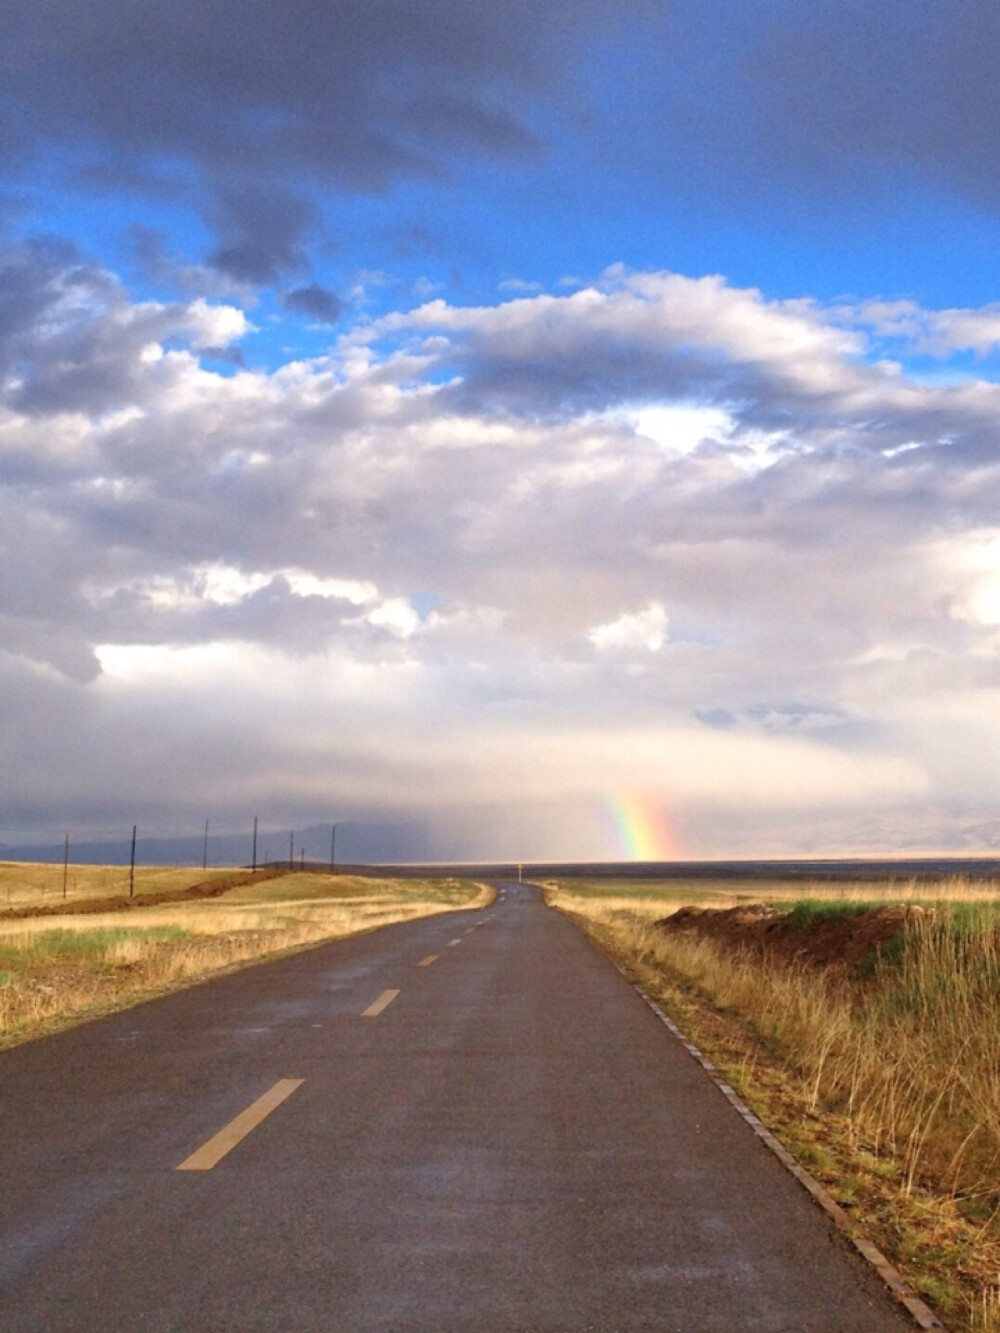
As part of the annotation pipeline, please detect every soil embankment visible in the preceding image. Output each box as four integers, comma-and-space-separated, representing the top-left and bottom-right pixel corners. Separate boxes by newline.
0, 867, 288, 921
656, 903, 922, 973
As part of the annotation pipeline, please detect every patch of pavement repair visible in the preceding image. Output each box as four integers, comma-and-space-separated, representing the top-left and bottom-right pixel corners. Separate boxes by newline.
620, 969, 946, 1332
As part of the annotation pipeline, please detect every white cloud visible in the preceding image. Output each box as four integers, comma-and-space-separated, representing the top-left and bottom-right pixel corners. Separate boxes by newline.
855, 299, 1000, 357
589, 602, 668, 652
200, 567, 273, 606
7, 257, 1000, 852
186, 299, 253, 349
281, 572, 378, 604
631, 404, 732, 454
498, 277, 544, 293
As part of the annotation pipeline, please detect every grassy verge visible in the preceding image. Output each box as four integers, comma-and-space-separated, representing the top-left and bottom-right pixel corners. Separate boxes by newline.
546, 880, 1000, 1333
0, 874, 492, 1047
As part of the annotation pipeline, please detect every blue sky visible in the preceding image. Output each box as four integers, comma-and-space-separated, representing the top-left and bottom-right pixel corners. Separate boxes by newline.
5, 0, 1000, 858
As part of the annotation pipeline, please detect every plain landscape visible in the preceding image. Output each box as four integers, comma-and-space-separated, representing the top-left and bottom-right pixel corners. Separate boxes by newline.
3, 856, 1000, 1328
0, 862, 490, 1046
7, 4, 1000, 1330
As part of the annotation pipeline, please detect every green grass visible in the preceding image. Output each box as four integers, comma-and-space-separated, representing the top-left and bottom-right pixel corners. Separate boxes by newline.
785, 900, 880, 926
0, 925, 188, 965
943, 901, 1000, 930
546, 878, 740, 903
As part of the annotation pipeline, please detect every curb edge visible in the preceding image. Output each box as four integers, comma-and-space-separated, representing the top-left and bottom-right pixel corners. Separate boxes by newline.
623, 969, 946, 1331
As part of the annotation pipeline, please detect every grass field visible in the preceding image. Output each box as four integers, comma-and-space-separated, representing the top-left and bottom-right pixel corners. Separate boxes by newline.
0, 870, 491, 1047
544, 873, 1000, 916
0, 861, 241, 909
547, 875, 1000, 1332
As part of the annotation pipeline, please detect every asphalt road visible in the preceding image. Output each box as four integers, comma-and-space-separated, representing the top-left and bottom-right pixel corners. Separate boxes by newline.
0, 882, 915, 1332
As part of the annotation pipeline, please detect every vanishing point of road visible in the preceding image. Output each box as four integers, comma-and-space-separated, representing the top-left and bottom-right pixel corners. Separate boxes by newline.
0, 882, 915, 1331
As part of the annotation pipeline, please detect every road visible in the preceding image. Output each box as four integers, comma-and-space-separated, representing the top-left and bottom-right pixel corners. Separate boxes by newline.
0, 882, 915, 1331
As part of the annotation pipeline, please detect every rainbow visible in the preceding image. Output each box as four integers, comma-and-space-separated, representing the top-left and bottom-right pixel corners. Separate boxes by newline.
605, 795, 677, 861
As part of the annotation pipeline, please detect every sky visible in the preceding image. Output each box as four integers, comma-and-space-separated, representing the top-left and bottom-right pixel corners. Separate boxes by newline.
5, 1, 1000, 860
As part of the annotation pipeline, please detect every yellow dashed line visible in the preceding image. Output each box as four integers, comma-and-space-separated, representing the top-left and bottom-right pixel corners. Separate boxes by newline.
177, 1079, 304, 1171
362, 988, 400, 1017
418, 955, 438, 967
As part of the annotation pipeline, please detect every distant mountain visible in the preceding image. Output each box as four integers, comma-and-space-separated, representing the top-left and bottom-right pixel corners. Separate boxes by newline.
0, 821, 434, 868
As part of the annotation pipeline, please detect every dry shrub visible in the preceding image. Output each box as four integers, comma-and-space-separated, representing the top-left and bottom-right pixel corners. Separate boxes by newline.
969, 1282, 1000, 1333
595, 905, 1000, 1210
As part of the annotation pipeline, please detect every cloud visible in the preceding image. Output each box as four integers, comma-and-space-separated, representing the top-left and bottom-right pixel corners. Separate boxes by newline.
389, 269, 873, 424
8, 3, 1000, 307
126, 226, 255, 303
0, 242, 251, 417
283, 283, 342, 324
597, 1, 1000, 226
498, 278, 545, 293
208, 187, 317, 284
0, 0, 662, 282
745, 0, 1000, 211
5, 253, 1000, 850
853, 300, 1000, 357
589, 602, 668, 652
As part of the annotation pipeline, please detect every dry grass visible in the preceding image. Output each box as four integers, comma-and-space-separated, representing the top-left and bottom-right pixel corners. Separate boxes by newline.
547, 873, 1000, 912
0, 860, 240, 910
0, 874, 491, 1046
548, 879, 1000, 1331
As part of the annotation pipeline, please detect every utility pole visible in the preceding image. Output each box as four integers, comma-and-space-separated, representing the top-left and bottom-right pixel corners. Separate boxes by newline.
252, 815, 258, 872
129, 825, 137, 899
202, 819, 209, 871
63, 832, 69, 899
330, 824, 336, 875
289, 831, 294, 871
300, 848, 305, 870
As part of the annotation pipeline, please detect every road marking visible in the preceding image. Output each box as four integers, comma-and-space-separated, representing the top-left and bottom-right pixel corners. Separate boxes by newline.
176, 1079, 304, 1171
447, 938, 461, 947
418, 955, 438, 967
465, 926, 475, 934
362, 988, 400, 1017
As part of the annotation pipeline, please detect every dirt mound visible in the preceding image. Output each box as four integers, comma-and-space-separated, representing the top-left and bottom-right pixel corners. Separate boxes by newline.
0, 867, 287, 921
656, 903, 923, 972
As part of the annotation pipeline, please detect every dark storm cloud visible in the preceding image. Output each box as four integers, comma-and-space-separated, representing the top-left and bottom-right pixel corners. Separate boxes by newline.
631, 0, 1000, 215
283, 283, 342, 324
749, 0, 1000, 208
126, 225, 253, 301
0, 236, 86, 346
0, 0, 661, 281
209, 186, 316, 283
